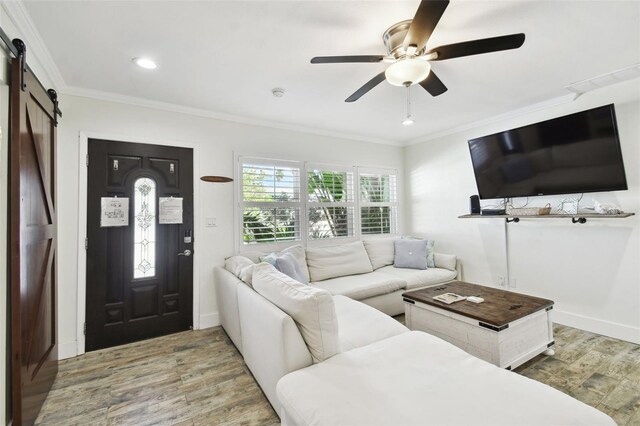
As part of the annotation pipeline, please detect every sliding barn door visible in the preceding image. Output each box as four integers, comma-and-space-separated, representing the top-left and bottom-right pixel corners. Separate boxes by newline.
10, 58, 58, 425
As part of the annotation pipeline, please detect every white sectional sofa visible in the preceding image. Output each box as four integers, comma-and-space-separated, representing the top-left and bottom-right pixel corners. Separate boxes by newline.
214, 239, 614, 425
233, 239, 459, 316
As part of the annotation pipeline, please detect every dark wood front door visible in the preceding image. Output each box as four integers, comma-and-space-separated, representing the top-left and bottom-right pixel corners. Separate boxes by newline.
10, 61, 59, 425
86, 139, 193, 351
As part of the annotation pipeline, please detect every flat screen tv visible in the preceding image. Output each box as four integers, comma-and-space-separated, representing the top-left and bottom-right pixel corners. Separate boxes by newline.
468, 104, 627, 200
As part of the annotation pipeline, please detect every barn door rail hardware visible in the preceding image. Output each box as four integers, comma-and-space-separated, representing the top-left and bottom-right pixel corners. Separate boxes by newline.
0, 24, 26, 91
47, 89, 62, 125
0, 25, 63, 122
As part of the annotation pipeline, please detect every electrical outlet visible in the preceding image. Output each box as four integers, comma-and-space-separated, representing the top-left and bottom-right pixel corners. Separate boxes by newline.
498, 276, 506, 288
509, 278, 517, 288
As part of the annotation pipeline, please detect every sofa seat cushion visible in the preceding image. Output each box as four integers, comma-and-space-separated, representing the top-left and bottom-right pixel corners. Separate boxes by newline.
378, 265, 456, 289
277, 331, 615, 426
333, 295, 408, 352
312, 271, 406, 301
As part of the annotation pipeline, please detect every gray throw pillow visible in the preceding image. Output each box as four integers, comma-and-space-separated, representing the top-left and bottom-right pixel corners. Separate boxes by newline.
394, 239, 428, 270
402, 236, 436, 268
275, 252, 309, 284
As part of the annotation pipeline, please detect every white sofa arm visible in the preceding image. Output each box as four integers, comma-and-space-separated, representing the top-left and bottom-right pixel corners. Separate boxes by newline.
214, 267, 243, 352
237, 283, 313, 414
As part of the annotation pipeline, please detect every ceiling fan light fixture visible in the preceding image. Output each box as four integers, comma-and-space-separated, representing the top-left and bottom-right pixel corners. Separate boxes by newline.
402, 117, 414, 126
385, 58, 431, 87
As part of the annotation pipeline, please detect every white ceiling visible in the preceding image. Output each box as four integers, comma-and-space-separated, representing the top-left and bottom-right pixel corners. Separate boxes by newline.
20, 0, 640, 144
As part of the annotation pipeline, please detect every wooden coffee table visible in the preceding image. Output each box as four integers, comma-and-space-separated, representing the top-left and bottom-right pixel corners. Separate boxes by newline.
403, 281, 555, 370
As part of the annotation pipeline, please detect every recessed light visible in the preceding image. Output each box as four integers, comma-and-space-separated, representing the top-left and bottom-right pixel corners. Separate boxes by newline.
133, 57, 157, 70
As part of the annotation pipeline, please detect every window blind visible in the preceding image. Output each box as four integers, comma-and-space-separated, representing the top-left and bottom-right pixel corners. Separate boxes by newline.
240, 159, 302, 244
307, 166, 355, 240
359, 170, 398, 235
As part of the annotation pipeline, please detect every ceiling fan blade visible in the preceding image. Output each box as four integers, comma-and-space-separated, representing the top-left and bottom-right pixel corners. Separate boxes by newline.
419, 71, 448, 97
345, 72, 387, 102
311, 55, 384, 64
428, 33, 525, 61
403, 0, 450, 52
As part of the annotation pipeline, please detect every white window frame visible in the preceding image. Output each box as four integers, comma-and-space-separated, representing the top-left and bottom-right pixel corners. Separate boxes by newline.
357, 167, 399, 237
236, 156, 398, 252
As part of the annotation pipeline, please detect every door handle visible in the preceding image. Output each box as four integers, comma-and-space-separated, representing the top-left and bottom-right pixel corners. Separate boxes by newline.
178, 249, 192, 257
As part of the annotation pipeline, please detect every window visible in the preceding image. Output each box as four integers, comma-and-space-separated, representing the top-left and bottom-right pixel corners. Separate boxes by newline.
133, 177, 156, 278
359, 169, 398, 235
238, 157, 398, 248
241, 159, 302, 244
307, 166, 355, 240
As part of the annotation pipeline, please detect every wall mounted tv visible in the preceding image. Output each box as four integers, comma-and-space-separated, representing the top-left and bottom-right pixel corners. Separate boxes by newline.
468, 104, 628, 200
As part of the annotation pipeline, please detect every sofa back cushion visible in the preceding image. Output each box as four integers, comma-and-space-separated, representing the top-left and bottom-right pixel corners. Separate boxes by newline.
252, 263, 339, 363
306, 241, 374, 282
224, 255, 256, 287
363, 237, 397, 270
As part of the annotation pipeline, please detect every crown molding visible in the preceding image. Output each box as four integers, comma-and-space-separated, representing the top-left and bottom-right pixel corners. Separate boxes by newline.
61, 85, 403, 147
401, 93, 576, 146
1, 0, 67, 90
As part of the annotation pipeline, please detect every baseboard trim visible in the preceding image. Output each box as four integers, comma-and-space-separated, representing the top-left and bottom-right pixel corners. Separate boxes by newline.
58, 340, 78, 360
198, 312, 220, 330
552, 309, 640, 344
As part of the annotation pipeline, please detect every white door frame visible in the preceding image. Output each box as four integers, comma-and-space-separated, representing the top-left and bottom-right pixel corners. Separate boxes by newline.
76, 131, 201, 356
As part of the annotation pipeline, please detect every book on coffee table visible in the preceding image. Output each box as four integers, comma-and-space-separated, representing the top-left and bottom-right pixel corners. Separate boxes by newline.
433, 293, 466, 304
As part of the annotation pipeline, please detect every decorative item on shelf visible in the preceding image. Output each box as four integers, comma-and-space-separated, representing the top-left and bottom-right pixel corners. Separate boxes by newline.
200, 176, 233, 183
506, 204, 551, 216
557, 198, 579, 215
593, 200, 624, 215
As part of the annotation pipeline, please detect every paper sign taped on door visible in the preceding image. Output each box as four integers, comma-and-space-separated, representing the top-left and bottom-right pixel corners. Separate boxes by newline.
101, 197, 129, 227
159, 197, 183, 224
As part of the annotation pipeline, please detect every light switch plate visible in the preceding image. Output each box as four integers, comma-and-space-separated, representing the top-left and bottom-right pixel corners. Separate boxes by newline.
206, 217, 217, 227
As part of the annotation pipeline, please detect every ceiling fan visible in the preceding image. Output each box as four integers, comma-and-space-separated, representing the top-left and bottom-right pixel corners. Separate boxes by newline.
311, 0, 525, 102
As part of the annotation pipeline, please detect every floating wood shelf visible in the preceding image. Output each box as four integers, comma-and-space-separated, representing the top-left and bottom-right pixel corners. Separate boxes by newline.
458, 212, 635, 224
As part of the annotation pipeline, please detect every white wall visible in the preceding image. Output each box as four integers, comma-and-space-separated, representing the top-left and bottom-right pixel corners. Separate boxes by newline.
405, 79, 640, 343
56, 94, 404, 358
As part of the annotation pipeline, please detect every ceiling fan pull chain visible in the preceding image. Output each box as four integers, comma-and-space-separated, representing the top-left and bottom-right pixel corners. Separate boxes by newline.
402, 84, 414, 125
407, 85, 411, 118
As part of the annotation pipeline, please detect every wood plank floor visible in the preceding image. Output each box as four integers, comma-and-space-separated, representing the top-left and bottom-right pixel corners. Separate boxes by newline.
36, 322, 640, 425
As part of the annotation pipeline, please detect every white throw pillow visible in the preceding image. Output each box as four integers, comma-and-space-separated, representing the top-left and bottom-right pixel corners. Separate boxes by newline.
252, 263, 339, 363
434, 252, 457, 272
306, 241, 374, 282
363, 237, 397, 270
